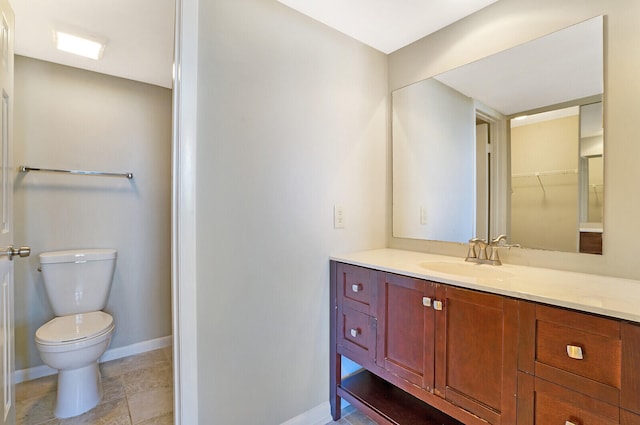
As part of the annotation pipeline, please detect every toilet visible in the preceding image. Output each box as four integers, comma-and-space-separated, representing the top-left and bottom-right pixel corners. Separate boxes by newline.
34, 249, 117, 418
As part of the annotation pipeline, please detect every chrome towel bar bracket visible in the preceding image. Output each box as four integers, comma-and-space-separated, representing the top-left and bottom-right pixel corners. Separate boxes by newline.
19, 165, 133, 179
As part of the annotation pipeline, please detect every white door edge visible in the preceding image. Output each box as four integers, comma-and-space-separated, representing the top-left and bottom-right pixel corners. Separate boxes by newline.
172, 0, 199, 423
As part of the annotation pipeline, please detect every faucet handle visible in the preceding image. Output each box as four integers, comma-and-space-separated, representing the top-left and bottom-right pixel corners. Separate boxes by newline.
476, 240, 489, 260
466, 238, 483, 261
488, 245, 501, 262
466, 244, 477, 259
491, 234, 508, 245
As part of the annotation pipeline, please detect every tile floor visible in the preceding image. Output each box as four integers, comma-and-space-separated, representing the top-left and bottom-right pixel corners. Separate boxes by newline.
16, 346, 173, 425
326, 406, 379, 425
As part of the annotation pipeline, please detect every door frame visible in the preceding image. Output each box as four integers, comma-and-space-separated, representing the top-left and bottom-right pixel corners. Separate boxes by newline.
475, 101, 509, 240
171, 0, 198, 423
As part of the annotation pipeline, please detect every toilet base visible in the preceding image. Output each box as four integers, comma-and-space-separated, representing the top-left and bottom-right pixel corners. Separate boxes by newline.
54, 362, 103, 418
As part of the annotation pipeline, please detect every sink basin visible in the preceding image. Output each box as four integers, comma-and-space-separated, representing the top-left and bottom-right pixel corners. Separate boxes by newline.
419, 261, 513, 280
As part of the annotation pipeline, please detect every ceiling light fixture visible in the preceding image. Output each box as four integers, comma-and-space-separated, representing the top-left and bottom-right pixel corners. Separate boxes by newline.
54, 31, 105, 60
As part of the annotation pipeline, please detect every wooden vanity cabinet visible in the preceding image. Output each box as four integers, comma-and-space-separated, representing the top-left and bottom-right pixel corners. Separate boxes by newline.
622, 322, 640, 419
331, 262, 518, 425
621, 411, 640, 425
332, 259, 640, 425
517, 303, 640, 424
579, 231, 603, 255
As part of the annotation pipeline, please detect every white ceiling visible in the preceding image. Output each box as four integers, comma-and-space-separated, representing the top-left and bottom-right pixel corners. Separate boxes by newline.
9, 0, 499, 89
277, 0, 499, 53
10, 0, 175, 89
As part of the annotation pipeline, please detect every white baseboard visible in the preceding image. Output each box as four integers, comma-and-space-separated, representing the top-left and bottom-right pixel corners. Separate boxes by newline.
14, 335, 172, 384
280, 401, 332, 425
99, 335, 172, 363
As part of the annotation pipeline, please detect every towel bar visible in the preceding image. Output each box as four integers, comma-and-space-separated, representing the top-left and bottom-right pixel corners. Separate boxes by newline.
19, 166, 133, 179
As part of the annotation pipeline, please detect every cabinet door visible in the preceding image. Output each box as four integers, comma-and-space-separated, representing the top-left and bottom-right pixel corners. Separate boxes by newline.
376, 272, 436, 390
434, 286, 518, 425
622, 322, 640, 415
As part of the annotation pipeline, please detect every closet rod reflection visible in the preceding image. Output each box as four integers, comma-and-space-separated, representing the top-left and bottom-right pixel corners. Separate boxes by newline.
19, 166, 133, 179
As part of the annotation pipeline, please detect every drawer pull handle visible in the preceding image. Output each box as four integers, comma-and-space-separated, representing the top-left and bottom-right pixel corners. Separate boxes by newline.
351, 284, 362, 293
423, 297, 432, 307
350, 328, 359, 338
565, 421, 578, 425
566, 345, 584, 360
433, 300, 443, 311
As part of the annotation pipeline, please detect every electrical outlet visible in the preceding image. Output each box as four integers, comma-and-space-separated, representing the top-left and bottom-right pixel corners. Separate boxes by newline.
334, 205, 344, 229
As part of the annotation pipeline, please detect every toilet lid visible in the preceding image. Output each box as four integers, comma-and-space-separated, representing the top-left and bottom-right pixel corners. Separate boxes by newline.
36, 311, 114, 345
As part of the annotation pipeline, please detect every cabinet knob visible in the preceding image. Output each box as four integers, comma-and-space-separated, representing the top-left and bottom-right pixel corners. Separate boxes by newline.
566, 345, 584, 360
351, 284, 362, 293
422, 297, 432, 307
433, 300, 443, 311
350, 328, 359, 338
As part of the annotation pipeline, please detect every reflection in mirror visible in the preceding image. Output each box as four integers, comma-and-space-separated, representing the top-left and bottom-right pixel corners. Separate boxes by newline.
510, 106, 581, 252
579, 101, 604, 254
510, 100, 603, 254
392, 78, 475, 242
392, 16, 603, 254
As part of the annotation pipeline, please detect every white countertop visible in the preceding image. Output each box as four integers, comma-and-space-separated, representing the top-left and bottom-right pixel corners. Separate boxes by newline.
331, 249, 640, 323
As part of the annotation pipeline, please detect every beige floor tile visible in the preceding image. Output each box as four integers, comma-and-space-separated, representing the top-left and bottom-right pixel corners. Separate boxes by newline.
326, 419, 350, 425
127, 387, 173, 424
56, 397, 131, 425
344, 411, 378, 425
35, 419, 60, 425
17, 348, 174, 425
101, 376, 126, 404
136, 413, 173, 425
122, 365, 172, 396
100, 350, 169, 380
326, 407, 378, 425
16, 375, 57, 402
16, 391, 56, 425
160, 346, 172, 363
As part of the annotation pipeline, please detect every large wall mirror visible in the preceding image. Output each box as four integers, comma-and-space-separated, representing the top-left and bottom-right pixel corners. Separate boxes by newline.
392, 16, 604, 254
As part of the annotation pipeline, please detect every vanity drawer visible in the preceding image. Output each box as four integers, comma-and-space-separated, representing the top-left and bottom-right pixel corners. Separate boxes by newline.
534, 377, 619, 425
336, 263, 377, 315
337, 305, 376, 366
535, 305, 621, 398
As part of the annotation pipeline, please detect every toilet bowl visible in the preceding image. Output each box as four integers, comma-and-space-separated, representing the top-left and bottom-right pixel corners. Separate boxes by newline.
36, 311, 115, 418
34, 249, 117, 418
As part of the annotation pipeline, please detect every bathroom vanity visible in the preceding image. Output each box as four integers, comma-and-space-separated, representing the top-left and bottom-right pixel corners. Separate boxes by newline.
329, 249, 640, 425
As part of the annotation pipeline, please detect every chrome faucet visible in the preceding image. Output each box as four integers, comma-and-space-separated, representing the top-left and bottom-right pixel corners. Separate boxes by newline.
466, 235, 517, 266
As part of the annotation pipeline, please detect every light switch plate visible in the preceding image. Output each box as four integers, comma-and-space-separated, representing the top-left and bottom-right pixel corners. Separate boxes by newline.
334, 204, 344, 229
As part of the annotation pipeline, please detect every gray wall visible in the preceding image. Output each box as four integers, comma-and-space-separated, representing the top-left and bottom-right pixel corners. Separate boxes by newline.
194, 0, 388, 423
13, 56, 172, 370
188, 0, 640, 423
389, 0, 640, 279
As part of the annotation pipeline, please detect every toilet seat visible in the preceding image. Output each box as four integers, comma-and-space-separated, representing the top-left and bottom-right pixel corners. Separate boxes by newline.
36, 311, 114, 346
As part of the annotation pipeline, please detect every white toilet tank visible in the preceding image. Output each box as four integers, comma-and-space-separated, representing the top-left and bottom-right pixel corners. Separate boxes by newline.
39, 249, 117, 317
